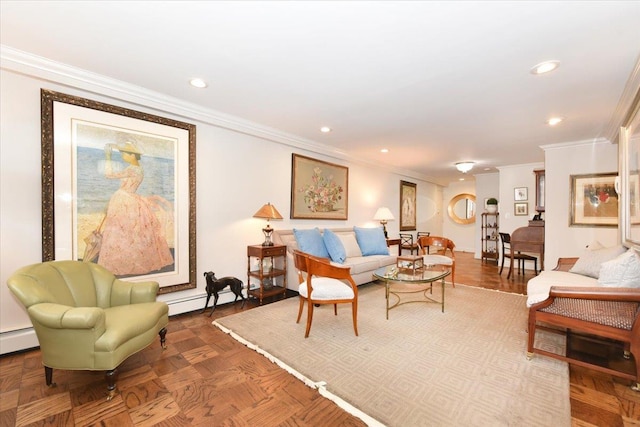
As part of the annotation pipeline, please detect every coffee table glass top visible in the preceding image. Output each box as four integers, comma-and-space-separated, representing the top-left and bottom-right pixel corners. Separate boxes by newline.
373, 265, 450, 283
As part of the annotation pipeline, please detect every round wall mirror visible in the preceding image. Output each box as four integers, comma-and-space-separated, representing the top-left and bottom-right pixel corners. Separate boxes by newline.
448, 193, 476, 225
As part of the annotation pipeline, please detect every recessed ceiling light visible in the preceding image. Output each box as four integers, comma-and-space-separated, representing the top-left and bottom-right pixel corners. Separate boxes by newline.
381, 148, 389, 153
455, 161, 475, 173
189, 78, 208, 88
530, 60, 560, 75
320, 126, 332, 133
547, 117, 564, 126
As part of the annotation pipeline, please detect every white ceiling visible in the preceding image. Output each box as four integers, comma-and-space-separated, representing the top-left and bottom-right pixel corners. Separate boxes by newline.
2, 1, 640, 185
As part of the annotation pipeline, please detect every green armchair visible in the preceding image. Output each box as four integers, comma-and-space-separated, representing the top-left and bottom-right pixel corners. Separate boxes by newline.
7, 260, 169, 399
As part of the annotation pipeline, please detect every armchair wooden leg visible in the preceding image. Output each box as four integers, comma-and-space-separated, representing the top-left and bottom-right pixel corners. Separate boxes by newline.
159, 327, 167, 350
105, 368, 118, 400
44, 366, 56, 387
304, 300, 314, 338
296, 297, 305, 323
352, 301, 358, 337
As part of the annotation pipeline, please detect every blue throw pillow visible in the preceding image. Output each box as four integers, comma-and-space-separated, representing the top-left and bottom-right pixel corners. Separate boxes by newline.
323, 229, 347, 263
354, 226, 390, 256
293, 228, 330, 258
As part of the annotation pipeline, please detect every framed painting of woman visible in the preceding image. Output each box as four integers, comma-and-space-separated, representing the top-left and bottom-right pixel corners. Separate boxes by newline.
41, 90, 196, 293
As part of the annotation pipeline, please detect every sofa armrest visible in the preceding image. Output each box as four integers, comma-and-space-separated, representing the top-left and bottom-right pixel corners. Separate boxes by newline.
28, 303, 106, 330
553, 257, 579, 272
111, 279, 160, 306
549, 286, 640, 302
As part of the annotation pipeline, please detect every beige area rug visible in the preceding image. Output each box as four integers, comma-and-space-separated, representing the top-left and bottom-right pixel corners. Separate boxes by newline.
213, 283, 570, 427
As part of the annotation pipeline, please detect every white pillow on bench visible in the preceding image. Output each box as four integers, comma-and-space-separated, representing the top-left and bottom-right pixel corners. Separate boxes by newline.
598, 248, 640, 288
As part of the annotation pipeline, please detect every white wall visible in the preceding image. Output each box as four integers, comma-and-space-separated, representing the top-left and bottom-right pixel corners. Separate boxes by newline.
442, 180, 476, 252
0, 58, 444, 353
543, 140, 619, 268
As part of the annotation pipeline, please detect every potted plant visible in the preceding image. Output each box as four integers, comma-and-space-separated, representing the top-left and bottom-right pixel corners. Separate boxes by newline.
486, 198, 498, 213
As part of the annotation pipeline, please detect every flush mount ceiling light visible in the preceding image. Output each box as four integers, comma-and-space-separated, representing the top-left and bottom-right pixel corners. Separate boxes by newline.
380, 148, 389, 153
189, 78, 208, 88
530, 60, 560, 75
455, 161, 475, 173
547, 117, 564, 126
320, 126, 332, 133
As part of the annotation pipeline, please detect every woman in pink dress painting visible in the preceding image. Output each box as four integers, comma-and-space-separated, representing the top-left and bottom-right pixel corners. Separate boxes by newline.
98, 141, 174, 276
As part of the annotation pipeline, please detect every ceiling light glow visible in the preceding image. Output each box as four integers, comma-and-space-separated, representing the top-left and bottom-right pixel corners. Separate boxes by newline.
381, 148, 389, 153
530, 60, 560, 75
455, 161, 475, 173
547, 117, 563, 126
189, 78, 208, 88
320, 126, 332, 133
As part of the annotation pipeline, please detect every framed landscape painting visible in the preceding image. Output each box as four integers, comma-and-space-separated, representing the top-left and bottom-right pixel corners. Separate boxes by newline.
570, 172, 618, 227
291, 154, 348, 220
400, 180, 417, 231
41, 89, 197, 293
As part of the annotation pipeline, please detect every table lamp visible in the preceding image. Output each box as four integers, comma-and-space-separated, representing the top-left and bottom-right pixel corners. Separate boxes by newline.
373, 207, 395, 238
253, 202, 283, 246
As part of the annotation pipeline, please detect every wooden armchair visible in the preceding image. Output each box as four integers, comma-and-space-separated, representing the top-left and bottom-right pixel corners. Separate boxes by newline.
418, 235, 456, 287
527, 286, 640, 390
292, 249, 358, 338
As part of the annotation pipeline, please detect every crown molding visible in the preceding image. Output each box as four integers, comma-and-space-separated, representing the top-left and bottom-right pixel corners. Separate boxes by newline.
603, 53, 640, 142
540, 137, 611, 151
1, 45, 443, 186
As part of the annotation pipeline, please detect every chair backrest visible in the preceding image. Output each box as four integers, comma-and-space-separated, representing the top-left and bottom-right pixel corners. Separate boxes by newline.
418, 235, 455, 257
399, 233, 414, 246
7, 260, 117, 309
292, 249, 309, 284
499, 232, 511, 255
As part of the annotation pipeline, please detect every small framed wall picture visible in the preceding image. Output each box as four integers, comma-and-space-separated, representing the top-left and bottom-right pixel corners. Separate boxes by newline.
514, 202, 528, 216
514, 187, 528, 201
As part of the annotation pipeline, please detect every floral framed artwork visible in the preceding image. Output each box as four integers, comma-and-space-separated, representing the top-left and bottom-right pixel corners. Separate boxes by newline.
514, 187, 528, 201
400, 180, 417, 231
291, 154, 348, 219
41, 89, 196, 294
514, 202, 528, 216
570, 172, 618, 227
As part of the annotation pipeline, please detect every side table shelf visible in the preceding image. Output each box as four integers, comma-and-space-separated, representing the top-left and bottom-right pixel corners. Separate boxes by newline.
481, 212, 499, 264
247, 244, 287, 305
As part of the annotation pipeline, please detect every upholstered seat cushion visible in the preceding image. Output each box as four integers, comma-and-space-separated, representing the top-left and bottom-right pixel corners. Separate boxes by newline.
526, 270, 598, 307
298, 277, 355, 300
423, 254, 454, 266
341, 257, 381, 275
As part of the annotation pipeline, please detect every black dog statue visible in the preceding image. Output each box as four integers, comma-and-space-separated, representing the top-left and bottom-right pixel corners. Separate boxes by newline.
202, 272, 245, 316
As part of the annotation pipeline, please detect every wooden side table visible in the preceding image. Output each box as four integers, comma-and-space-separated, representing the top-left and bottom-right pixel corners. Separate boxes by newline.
247, 244, 287, 305
386, 238, 401, 255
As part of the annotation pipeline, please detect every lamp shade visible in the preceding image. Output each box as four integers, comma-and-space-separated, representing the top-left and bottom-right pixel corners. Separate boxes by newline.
373, 207, 395, 221
455, 162, 475, 173
253, 203, 283, 220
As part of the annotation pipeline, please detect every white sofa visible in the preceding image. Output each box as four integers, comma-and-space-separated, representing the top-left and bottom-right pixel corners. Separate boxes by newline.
526, 244, 633, 306
273, 227, 396, 291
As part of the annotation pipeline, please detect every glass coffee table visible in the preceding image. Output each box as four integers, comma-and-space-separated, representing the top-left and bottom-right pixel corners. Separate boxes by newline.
373, 265, 451, 319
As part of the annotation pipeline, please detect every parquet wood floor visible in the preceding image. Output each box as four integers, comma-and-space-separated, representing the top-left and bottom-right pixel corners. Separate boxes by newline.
1, 253, 638, 426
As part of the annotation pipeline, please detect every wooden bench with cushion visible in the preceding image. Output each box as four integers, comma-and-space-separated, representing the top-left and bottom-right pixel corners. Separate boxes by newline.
527, 257, 640, 390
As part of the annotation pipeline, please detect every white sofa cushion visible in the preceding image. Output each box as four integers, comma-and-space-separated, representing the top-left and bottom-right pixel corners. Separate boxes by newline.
598, 248, 640, 288
338, 233, 363, 258
526, 270, 599, 307
568, 244, 626, 278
